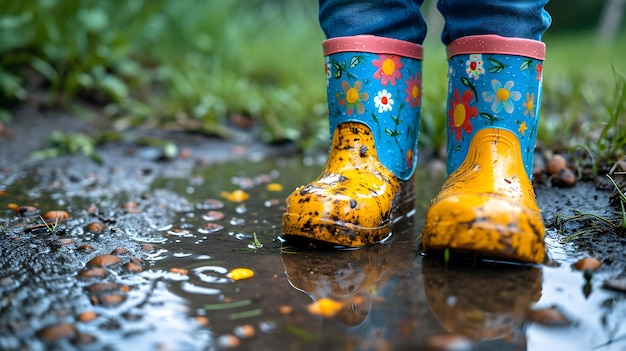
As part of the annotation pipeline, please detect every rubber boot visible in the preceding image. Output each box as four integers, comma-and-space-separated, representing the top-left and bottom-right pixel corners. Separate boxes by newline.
423, 35, 546, 263
282, 35, 423, 247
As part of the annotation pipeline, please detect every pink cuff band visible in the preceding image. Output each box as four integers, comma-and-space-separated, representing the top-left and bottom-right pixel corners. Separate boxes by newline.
447, 35, 546, 60
323, 35, 423, 60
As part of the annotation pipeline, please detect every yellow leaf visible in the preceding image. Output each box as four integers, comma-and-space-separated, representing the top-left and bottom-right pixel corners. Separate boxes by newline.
227, 268, 254, 281
307, 298, 343, 317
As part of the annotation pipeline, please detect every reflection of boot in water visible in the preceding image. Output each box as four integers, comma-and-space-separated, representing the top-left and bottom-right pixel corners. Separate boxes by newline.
282, 244, 392, 326
422, 259, 542, 346
282, 235, 416, 326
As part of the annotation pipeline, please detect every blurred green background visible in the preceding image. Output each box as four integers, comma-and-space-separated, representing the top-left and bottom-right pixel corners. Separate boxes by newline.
1, 0, 624, 164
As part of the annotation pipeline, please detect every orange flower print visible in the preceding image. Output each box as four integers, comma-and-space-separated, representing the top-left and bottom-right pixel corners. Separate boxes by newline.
336, 80, 369, 115
523, 92, 535, 117
406, 148, 414, 170
404, 73, 422, 108
448, 89, 478, 142
372, 54, 403, 86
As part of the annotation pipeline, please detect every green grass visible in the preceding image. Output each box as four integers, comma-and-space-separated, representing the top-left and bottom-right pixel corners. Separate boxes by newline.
1, 1, 625, 166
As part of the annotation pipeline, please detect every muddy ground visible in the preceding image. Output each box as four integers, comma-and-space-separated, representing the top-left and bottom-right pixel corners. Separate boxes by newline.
1, 106, 625, 350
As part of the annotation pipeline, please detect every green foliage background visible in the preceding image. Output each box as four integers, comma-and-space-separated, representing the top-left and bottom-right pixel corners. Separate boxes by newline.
0, 0, 624, 164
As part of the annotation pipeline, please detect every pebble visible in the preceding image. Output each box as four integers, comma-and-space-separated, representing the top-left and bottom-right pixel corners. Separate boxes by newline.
528, 306, 573, 326
77, 311, 98, 323
141, 244, 155, 252
216, 334, 240, 349
547, 154, 567, 175
233, 324, 255, 339
86, 221, 105, 233
79, 267, 109, 279
194, 316, 210, 327
87, 254, 121, 267
169, 268, 189, 275
424, 333, 474, 351
78, 244, 96, 252
57, 238, 74, 246
603, 278, 626, 293
17, 205, 39, 216
203, 210, 225, 221
37, 323, 77, 341
551, 167, 576, 188
124, 262, 142, 273
111, 247, 129, 255
42, 210, 69, 222
572, 257, 602, 271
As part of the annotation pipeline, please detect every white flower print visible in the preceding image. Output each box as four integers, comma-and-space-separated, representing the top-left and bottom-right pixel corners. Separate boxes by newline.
374, 89, 394, 113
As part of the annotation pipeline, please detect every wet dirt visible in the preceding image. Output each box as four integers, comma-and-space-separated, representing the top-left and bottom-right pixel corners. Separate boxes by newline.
1, 108, 625, 351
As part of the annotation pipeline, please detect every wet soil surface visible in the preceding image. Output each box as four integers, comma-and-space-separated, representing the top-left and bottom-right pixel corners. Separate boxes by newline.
1, 108, 626, 351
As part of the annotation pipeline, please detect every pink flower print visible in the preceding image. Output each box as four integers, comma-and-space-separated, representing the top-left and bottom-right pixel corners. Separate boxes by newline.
536, 63, 542, 81
374, 89, 394, 113
372, 54, 403, 86
448, 89, 478, 142
336, 80, 369, 115
466, 54, 485, 80
404, 73, 422, 108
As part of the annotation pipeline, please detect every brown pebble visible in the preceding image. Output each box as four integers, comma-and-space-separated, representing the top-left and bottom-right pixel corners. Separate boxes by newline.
77, 311, 98, 323
87, 282, 123, 293
79, 267, 108, 279
86, 221, 105, 233
130, 257, 143, 265
57, 238, 74, 246
99, 294, 126, 306
573, 257, 602, 271
195, 316, 210, 326
87, 254, 121, 267
547, 154, 567, 175
17, 205, 39, 216
169, 268, 189, 275
86, 205, 98, 215
551, 167, 576, 188
200, 199, 224, 210
141, 244, 155, 252
77, 244, 96, 253
278, 305, 293, 315
233, 324, 255, 339
37, 323, 77, 341
203, 210, 224, 221
75, 333, 97, 344
111, 247, 129, 255
123, 202, 141, 213
216, 334, 240, 349
42, 210, 70, 222
124, 262, 142, 273
528, 306, 572, 326
180, 148, 193, 159
424, 333, 474, 351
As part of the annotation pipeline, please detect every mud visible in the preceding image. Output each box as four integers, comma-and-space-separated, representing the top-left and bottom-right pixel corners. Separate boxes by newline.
1, 107, 625, 350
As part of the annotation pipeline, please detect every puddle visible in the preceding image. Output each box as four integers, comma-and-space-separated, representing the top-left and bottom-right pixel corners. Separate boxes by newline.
1, 154, 625, 350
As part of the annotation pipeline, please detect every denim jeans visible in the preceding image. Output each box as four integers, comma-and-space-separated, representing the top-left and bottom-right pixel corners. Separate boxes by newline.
318, 0, 552, 45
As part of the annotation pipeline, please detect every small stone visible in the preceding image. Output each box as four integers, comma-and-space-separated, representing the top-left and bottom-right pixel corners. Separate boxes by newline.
141, 244, 155, 252
17, 205, 39, 216
233, 324, 255, 339
573, 257, 602, 272
86, 205, 98, 215
124, 262, 142, 273
169, 268, 189, 275
216, 334, 240, 349
57, 238, 74, 246
99, 294, 126, 306
194, 316, 209, 326
87, 282, 123, 293
37, 323, 77, 341
551, 167, 576, 188
86, 221, 105, 233
79, 267, 108, 279
278, 305, 293, 315
130, 257, 143, 265
111, 247, 129, 255
547, 154, 567, 175
123, 202, 141, 213
75, 333, 97, 344
0, 276, 14, 287
78, 244, 95, 252
42, 210, 70, 222
424, 333, 474, 351
87, 254, 121, 267
202, 210, 224, 221
77, 311, 98, 323
528, 306, 573, 326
